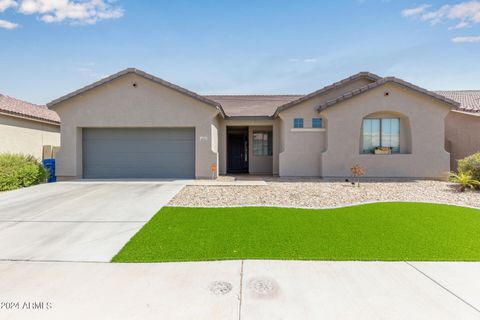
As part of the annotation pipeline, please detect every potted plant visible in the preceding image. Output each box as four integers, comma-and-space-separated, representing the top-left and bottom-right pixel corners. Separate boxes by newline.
374, 146, 391, 155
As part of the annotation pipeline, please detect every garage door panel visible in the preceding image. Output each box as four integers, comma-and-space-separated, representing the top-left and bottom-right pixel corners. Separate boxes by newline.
83, 140, 195, 155
85, 153, 194, 167
84, 128, 194, 141
83, 128, 195, 179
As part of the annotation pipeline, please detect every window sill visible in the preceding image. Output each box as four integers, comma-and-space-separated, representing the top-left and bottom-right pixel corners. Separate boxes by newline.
360, 153, 411, 156
290, 128, 326, 132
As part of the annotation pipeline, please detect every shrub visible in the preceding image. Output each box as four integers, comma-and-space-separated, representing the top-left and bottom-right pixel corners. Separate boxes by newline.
449, 172, 480, 192
458, 152, 480, 189
0, 154, 48, 191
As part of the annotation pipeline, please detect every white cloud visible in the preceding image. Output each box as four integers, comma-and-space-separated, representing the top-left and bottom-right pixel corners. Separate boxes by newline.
0, 18, 18, 29
402, 1, 480, 29
401, 4, 431, 17
451, 35, 480, 42
289, 58, 318, 63
0, 0, 17, 12
18, 0, 124, 24
0, 0, 123, 28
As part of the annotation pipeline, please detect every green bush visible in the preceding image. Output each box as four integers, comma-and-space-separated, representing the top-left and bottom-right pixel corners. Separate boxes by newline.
0, 154, 48, 191
458, 152, 480, 189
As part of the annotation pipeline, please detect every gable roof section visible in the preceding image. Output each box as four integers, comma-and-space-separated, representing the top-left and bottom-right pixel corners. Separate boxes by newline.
435, 90, 480, 114
316, 77, 461, 111
47, 68, 226, 118
272, 72, 381, 118
0, 94, 60, 124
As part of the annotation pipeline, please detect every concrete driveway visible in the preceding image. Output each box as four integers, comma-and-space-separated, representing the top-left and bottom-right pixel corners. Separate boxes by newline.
0, 181, 185, 262
1, 260, 480, 320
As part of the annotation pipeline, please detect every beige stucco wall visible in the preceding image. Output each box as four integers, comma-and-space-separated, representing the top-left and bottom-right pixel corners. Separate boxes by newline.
218, 118, 279, 175
321, 83, 451, 178
0, 113, 60, 160
53, 73, 220, 179
278, 78, 371, 176
445, 111, 480, 171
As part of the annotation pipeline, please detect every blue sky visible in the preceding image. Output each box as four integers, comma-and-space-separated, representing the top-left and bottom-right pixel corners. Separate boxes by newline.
0, 0, 479, 104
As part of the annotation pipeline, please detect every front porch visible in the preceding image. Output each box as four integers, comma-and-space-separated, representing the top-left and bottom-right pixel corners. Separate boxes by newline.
219, 120, 278, 175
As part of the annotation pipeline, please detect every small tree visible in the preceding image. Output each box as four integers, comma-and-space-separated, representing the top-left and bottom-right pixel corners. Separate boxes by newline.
351, 164, 365, 187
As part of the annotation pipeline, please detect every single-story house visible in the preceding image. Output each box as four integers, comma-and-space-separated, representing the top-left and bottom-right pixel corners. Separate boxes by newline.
47, 68, 478, 180
0, 94, 60, 159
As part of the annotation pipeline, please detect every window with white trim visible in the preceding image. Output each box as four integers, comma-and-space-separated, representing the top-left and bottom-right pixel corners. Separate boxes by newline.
362, 118, 400, 153
293, 118, 304, 128
312, 118, 323, 128
253, 131, 273, 156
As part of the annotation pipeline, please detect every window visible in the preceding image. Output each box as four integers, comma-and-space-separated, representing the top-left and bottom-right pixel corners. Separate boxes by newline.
253, 131, 273, 156
312, 118, 323, 128
362, 118, 400, 153
293, 118, 304, 128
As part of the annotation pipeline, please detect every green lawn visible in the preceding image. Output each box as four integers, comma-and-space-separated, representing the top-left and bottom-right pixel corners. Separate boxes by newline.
112, 202, 480, 262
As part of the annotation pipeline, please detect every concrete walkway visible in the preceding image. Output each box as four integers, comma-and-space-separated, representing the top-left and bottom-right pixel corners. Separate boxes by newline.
1, 260, 479, 319
0, 182, 184, 262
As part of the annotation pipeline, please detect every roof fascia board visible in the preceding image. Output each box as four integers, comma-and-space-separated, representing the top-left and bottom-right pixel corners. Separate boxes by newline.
0, 111, 60, 125
225, 116, 274, 121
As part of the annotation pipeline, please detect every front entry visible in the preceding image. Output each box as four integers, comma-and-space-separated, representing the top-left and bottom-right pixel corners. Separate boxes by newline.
227, 127, 249, 173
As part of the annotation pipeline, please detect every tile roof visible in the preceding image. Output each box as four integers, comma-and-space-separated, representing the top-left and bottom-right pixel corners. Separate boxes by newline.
316, 77, 460, 111
205, 95, 303, 117
435, 90, 480, 114
206, 88, 480, 118
0, 94, 60, 124
272, 72, 381, 117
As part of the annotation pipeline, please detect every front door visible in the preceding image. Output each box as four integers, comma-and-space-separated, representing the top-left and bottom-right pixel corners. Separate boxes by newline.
227, 128, 248, 173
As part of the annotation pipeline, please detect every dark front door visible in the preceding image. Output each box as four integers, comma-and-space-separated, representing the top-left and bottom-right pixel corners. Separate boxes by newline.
227, 128, 248, 173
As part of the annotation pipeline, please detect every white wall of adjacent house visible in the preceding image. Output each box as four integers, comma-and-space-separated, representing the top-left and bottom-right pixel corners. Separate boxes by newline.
0, 113, 60, 160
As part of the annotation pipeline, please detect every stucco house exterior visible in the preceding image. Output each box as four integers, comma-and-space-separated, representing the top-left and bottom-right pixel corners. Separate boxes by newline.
0, 94, 60, 160
47, 68, 478, 180
440, 91, 480, 171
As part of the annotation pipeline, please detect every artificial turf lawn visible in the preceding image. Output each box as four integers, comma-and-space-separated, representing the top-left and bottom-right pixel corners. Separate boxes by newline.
112, 202, 480, 262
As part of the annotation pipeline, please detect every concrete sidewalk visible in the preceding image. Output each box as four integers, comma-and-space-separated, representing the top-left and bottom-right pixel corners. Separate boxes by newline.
1, 260, 479, 319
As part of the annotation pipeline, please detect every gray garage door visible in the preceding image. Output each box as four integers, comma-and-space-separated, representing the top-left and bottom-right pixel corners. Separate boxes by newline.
83, 128, 195, 179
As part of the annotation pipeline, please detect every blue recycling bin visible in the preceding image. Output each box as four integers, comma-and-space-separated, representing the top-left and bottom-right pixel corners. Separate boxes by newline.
42, 159, 56, 183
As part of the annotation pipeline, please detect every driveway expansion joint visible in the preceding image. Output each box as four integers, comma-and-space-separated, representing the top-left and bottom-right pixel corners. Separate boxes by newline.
405, 261, 480, 314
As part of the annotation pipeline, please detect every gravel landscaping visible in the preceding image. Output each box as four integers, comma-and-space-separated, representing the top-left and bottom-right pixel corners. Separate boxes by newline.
169, 179, 480, 208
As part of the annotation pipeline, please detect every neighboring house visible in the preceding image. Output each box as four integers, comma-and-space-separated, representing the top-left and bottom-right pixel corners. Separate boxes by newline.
0, 94, 60, 160
47, 68, 473, 180
438, 91, 480, 171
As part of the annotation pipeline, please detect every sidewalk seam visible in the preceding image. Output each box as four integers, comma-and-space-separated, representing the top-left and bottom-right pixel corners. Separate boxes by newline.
405, 261, 480, 314
238, 260, 244, 320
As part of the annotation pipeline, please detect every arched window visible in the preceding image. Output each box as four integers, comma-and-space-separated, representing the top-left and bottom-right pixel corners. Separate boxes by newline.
362, 118, 400, 153
360, 111, 412, 155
